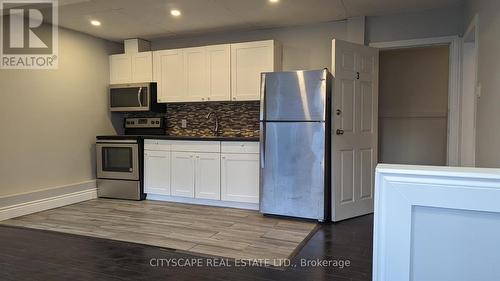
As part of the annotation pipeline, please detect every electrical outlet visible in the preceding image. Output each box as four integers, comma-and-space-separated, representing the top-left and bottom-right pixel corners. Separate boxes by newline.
181, 119, 187, 128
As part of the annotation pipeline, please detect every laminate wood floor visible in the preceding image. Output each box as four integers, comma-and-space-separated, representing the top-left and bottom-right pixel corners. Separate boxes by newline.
0, 214, 373, 281
0, 199, 317, 261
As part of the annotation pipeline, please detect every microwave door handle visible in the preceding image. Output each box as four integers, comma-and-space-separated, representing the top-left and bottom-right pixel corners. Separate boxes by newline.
137, 87, 143, 107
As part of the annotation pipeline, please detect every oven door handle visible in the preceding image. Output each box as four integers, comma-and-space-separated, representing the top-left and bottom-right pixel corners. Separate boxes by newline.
137, 87, 143, 107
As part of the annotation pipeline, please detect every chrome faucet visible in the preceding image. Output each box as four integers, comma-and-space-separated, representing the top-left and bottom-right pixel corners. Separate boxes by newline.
206, 111, 219, 136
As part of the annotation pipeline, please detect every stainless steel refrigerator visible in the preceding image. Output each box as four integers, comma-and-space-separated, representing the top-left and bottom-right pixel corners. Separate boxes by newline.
259, 69, 331, 222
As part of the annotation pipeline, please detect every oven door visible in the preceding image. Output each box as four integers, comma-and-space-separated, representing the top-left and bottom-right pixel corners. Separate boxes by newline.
96, 142, 139, 180
109, 83, 150, 112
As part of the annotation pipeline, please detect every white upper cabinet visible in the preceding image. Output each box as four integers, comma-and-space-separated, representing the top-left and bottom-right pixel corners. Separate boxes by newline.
206, 44, 231, 102
184, 47, 208, 102
153, 49, 185, 103
110, 52, 152, 84
131, 52, 153, 83
231, 40, 280, 101
110, 54, 132, 84
152, 40, 280, 103
154, 45, 231, 103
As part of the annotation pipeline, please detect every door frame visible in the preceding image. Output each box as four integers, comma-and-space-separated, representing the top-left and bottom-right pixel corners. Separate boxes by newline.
461, 15, 479, 167
370, 36, 462, 166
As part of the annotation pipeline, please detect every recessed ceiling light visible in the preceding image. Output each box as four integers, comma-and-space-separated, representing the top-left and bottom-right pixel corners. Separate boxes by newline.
90, 20, 101, 26
170, 9, 181, 17
269, 0, 279, 3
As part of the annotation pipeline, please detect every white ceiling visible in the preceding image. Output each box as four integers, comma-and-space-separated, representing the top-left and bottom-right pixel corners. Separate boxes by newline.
52, 0, 464, 42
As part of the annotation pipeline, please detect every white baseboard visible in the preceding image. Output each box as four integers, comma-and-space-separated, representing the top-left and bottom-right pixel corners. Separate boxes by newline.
147, 194, 259, 210
0, 181, 97, 221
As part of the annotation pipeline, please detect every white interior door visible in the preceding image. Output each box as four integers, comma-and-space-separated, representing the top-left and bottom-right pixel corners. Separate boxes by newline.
331, 39, 379, 222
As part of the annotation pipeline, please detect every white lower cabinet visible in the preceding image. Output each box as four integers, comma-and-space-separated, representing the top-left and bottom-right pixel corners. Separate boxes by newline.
170, 151, 221, 199
221, 153, 260, 203
171, 152, 196, 197
144, 140, 259, 206
144, 150, 171, 195
195, 153, 221, 200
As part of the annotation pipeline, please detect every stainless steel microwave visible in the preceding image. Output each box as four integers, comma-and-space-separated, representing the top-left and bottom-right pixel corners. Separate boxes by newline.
109, 82, 165, 112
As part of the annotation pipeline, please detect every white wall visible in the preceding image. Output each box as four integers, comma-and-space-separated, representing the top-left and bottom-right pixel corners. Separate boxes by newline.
152, 21, 348, 71
151, 7, 463, 72
0, 27, 121, 197
464, 0, 500, 168
366, 6, 464, 43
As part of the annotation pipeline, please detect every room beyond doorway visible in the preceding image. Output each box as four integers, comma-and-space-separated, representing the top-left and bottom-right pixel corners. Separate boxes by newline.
378, 46, 450, 166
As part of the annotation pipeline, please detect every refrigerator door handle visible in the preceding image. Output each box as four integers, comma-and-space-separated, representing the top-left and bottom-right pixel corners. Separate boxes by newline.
260, 123, 266, 168
260, 73, 266, 121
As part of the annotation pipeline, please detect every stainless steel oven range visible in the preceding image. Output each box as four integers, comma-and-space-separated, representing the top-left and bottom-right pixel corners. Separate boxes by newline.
96, 137, 145, 200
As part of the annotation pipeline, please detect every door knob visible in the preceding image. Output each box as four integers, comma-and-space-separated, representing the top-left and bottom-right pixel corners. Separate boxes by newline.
336, 129, 344, 135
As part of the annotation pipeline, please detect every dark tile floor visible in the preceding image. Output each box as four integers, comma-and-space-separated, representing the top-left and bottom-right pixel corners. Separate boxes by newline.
0, 214, 373, 281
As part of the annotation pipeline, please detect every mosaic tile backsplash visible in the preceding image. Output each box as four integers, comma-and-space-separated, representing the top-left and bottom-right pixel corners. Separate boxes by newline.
127, 101, 260, 137
165, 101, 260, 137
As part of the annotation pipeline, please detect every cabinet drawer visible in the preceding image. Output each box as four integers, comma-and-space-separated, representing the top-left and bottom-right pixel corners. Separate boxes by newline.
144, 139, 171, 151
221, 142, 259, 154
170, 141, 220, 153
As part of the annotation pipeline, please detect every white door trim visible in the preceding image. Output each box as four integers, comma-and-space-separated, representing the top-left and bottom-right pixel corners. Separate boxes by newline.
461, 14, 479, 167
370, 36, 463, 166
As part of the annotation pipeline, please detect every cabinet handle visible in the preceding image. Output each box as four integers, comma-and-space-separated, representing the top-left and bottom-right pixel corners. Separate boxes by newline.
207, 97, 210, 101
201, 98, 205, 101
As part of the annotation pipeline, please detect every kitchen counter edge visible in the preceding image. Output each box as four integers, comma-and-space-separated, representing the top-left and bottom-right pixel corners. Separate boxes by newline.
96, 135, 260, 142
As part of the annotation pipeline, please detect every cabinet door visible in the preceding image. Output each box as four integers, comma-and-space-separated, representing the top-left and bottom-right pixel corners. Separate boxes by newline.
231, 40, 275, 101
195, 152, 221, 200
221, 153, 259, 203
132, 52, 153, 83
144, 150, 171, 195
206, 44, 231, 101
171, 151, 195, 197
110, 54, 132, 84
184, 47, 207, 102
153, 49, 185, 103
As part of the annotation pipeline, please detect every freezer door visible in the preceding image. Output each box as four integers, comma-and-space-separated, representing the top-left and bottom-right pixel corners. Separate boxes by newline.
261, 69, 327, 122
260, 122, 325, 220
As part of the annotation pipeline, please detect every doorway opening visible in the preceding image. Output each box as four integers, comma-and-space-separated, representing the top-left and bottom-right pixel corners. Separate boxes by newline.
378, 46, 450, 166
